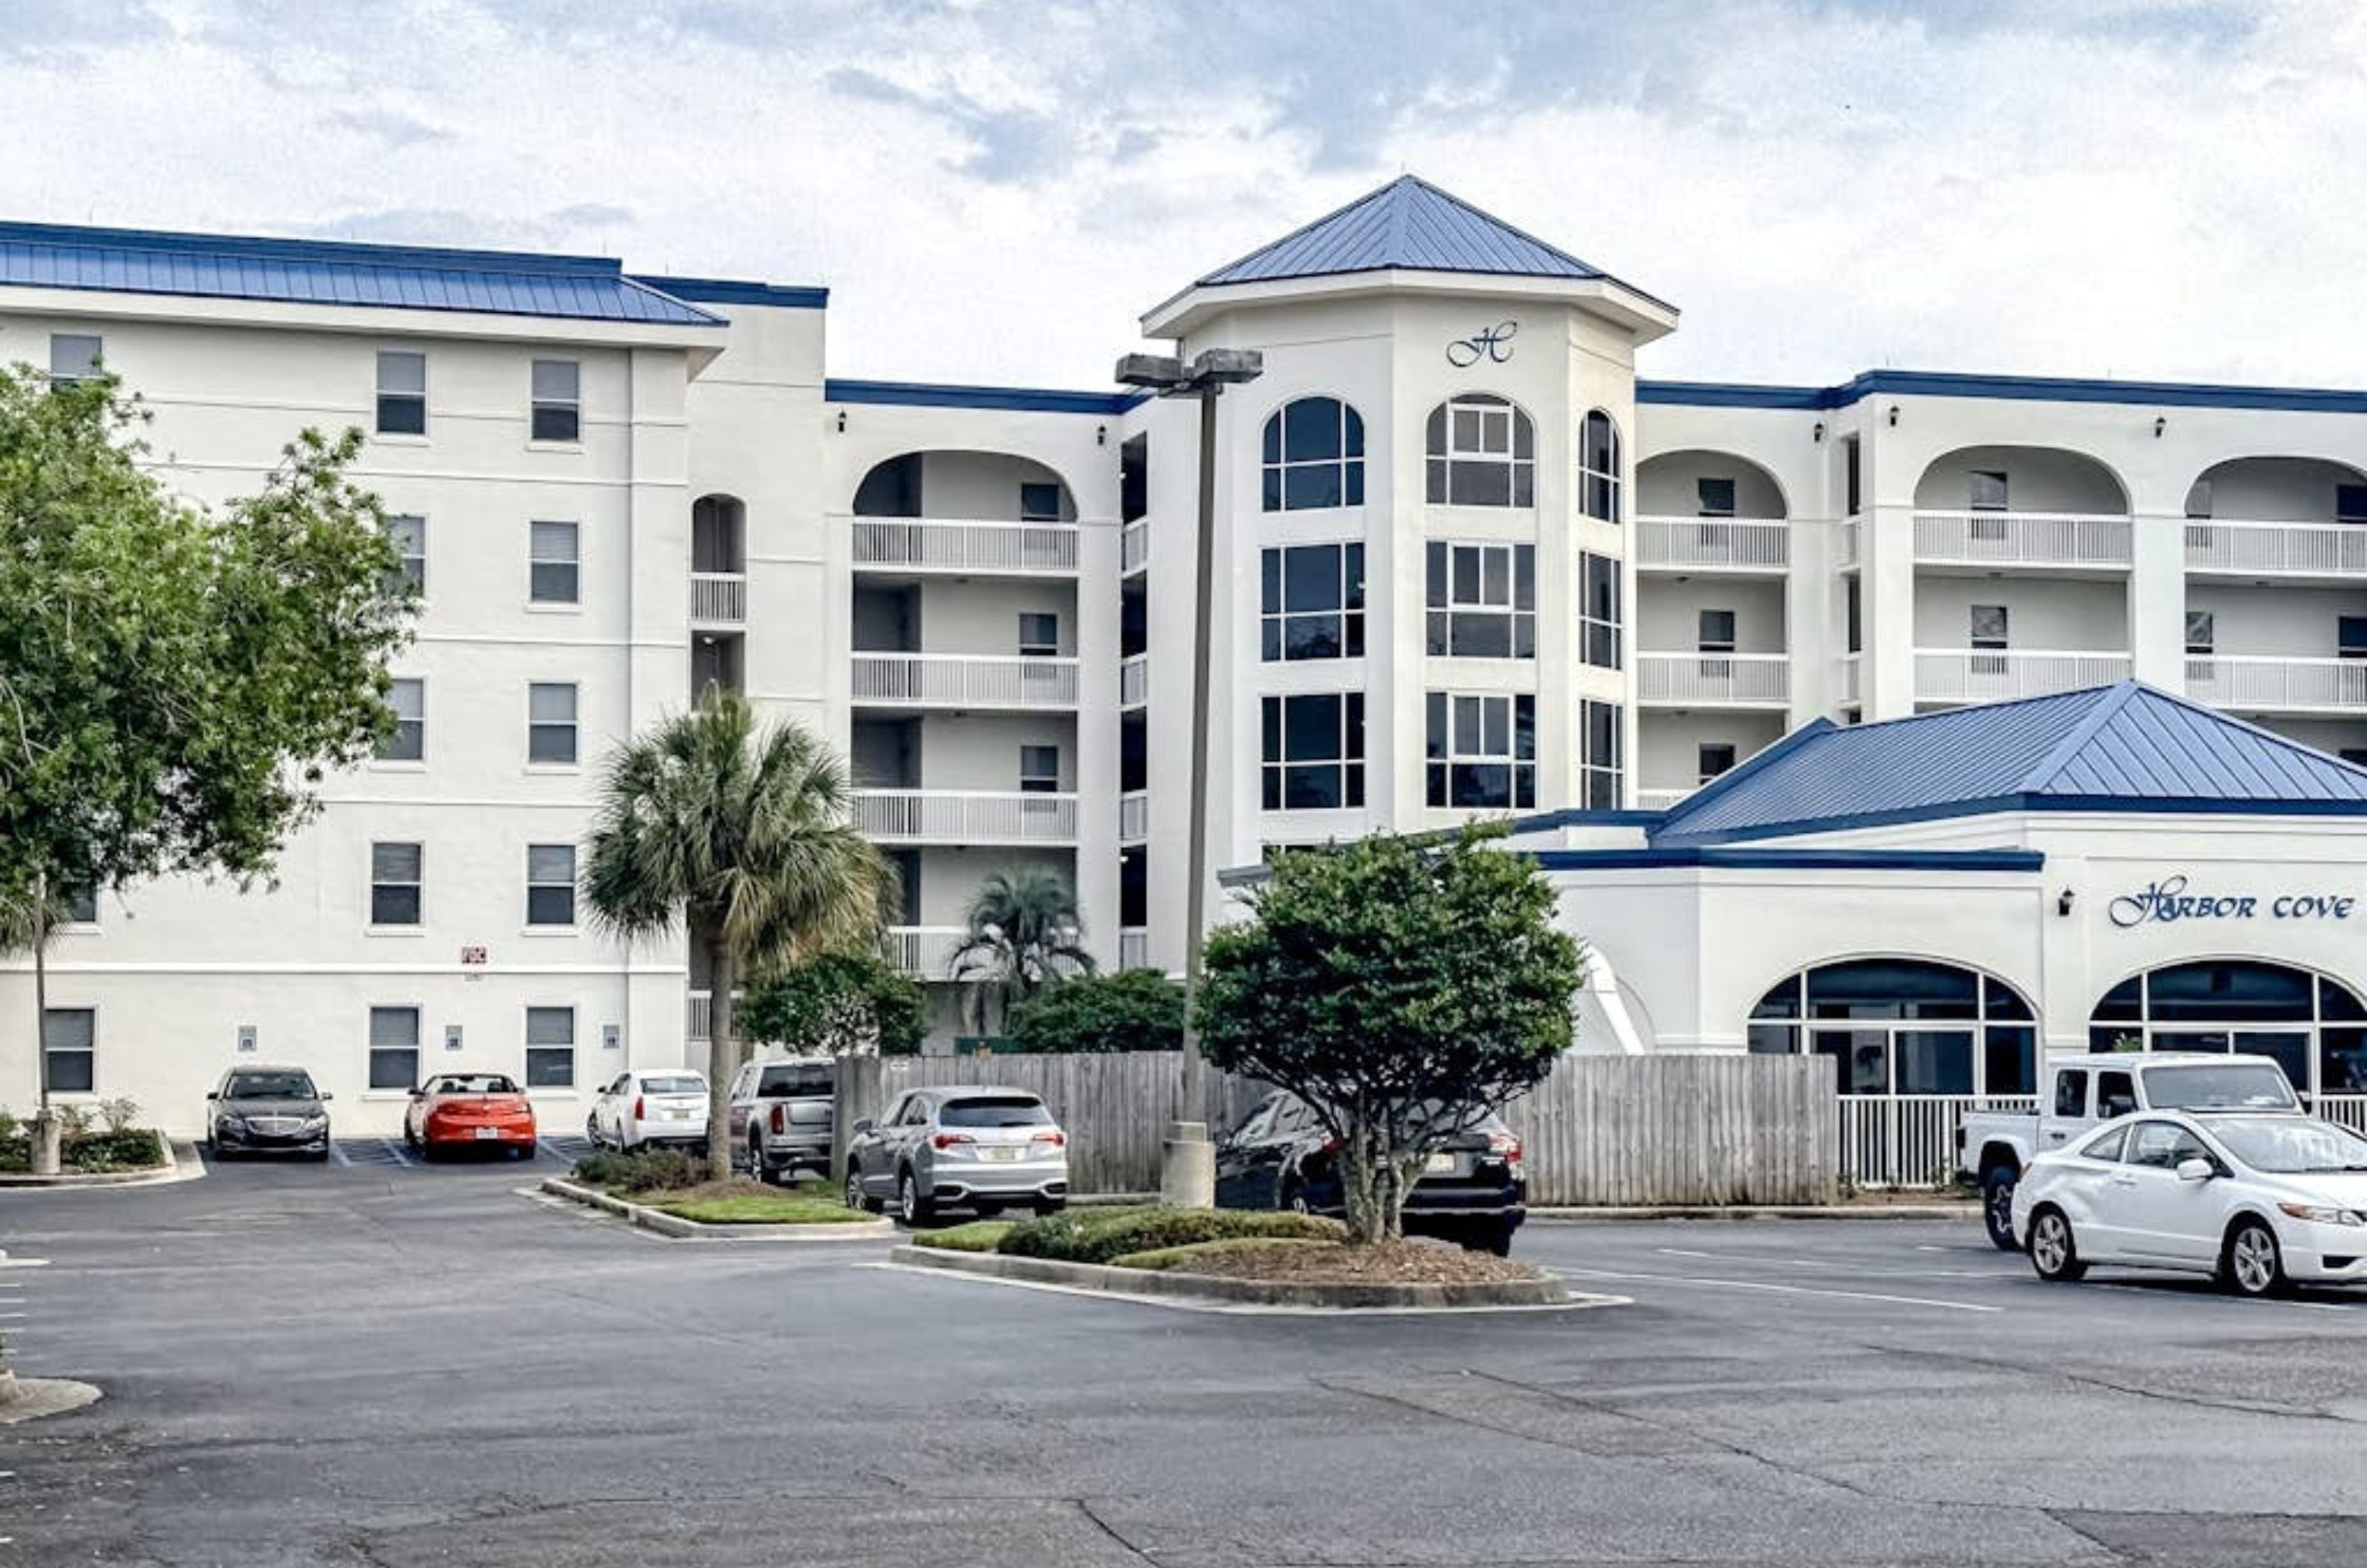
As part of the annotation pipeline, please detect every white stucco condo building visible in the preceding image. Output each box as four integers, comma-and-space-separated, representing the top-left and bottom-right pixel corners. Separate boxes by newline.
8, 177, 2367, 1148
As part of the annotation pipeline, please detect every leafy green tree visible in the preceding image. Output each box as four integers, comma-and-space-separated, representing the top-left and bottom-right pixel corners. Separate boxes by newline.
1195, 829, 1582, 1244
1007, 968, 1184, 1055
949, 867, 1094, 1035
741, 949, 928, 1058
0, 366, 414, 1132
583, 689, 891, 1167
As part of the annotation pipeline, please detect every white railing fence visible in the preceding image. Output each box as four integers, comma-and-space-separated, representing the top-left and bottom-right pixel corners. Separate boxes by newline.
1837, 519, 1860, 569
1913, 510, 2132, 568
1636, 787, 1692, 811
1119, 653, 1148, 707
883, 926, 967, 979
1118, 791, 1147, 842
1914, 649, 2131, 705
1121, 520, 1149, 573
2315, 1095, 2367, 1135
852, 788, 1078, 843
1837, 653, 1863, 705
1840, 1095, 2039, 1189
850, 653, 1081, 708
848, 517, 1080, 573
1638, 652, 1790, 705
2186, 656, 2367, 712
689, 572, 746, 624
1635, 516, 1790, 571
2185, 519, 2367, 577
1118, 928, 1149, 970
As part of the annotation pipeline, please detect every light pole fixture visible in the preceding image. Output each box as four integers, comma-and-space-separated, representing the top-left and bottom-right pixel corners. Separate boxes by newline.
1112, 348, 1265, 1062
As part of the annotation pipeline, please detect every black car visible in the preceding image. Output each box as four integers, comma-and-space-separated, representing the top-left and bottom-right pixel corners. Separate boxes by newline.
1214, 1091, 1527, 1254
206, 1066, 333, 1159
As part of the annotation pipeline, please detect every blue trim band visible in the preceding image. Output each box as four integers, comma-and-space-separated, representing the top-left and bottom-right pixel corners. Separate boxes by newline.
825, 379, 1145, 416
628, 274, 827, 309
1638, 368, 2367, 416
1527, 847, 2046, 873
1660, 792, 2367, 848
1502, 808, 1665, 832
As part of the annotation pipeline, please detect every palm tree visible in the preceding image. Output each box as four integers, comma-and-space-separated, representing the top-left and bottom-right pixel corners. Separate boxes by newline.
583, 689, 889, 1171
948, 868, 1095, 1037
0, 873, 72, 1175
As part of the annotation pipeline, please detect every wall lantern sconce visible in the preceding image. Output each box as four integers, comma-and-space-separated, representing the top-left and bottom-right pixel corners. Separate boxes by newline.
2153, 416, 2167, 438
1097, 423, 1107, 447
1811, 421, 1826, 443
835, 410, 846, 433
1887, 405, 1900, 428
2058, 888, 2076, 917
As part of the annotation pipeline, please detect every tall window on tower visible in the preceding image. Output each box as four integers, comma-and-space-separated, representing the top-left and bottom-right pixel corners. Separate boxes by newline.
1260, 397, 1365, 510
1425, 693, 1536, 810
1260, 544, 1365, 661
1579, 553, 1622, 669
1578, 410, 1622, 522
1260, 694, 1365, 810
1425, 543, 1535, 658
1425, 395, 1534, 507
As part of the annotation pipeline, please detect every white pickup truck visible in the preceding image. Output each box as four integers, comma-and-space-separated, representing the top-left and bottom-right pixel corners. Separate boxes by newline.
1959, 1052, 2300, 1250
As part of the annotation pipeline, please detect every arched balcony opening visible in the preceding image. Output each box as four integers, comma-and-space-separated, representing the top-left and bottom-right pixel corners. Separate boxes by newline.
1636, 450, 1789, 572
848, 450, 1081, 575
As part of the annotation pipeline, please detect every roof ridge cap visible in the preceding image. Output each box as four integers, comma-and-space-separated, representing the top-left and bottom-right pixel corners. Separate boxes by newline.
2015, 682, 2139, 791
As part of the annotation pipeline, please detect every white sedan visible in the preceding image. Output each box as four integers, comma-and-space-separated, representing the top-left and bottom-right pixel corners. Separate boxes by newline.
587, 1069, 711, 1152
2013, 1110, 2367, 1297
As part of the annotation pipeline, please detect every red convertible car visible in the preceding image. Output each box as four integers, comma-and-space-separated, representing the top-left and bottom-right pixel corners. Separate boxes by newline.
404, 1072, 538, 1160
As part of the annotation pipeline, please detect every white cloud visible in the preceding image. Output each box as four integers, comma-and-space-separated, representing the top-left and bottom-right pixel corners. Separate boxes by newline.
2, 0, 2363, 389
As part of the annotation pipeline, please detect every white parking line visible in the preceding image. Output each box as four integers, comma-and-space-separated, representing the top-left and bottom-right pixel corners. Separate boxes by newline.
381, 1139, 411, 1168
1652, 1246, 2021, 1281
328, 1140, 352, 1167
1561, 1266, 2003, 1314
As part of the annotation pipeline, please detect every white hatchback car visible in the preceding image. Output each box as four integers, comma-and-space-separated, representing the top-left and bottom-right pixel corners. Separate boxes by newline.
588, 1069, 711, 1152
2013, 1109, 2367, 1297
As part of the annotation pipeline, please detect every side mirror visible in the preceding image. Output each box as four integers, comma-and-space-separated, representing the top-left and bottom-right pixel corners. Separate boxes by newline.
2175, 1157, 2215, 1183
408, 1087, 425, 1098
205, 1090, 219, 1101
318, 1092, 334, 1102
849, 1118, 875, 1137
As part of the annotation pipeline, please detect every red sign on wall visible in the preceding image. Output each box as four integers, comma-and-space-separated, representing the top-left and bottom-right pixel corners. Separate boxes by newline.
459, 946, 490, 967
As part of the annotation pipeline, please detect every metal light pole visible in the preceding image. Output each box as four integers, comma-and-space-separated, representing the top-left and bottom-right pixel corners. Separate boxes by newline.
1113, 348, 1263, 1071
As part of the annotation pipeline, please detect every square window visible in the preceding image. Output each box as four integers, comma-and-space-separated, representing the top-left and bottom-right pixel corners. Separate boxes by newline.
379, 677, 425, 762
377, 351, 427, 436
528, 683, 578, 764
1019, 745, 1061, 794
1698, 743, 1738, 783
1970, 604, 2010, 650
2342, 617, 2367, 659
2184, 610, 2215, 655
526, 843, 576, 926
382, 515, 426, 597
524, 1007, 575, 1087
1697, 476, 1737, 517
530, 521, 580, 605
1968, 470, 2009, 511
49, 333, 102, 387
2340, 484, 2367, 524
43, 1007, 95, 1094
1698, 609, 1738, 654
368, 1006, 421, 1091
1018, 612, 1059, 657
370, 842, 423, 927
1425, 692, 1535, 809
530, 359, 581, 442
1260, 692, 1364, 810
61, 885, 98, 925
1019, 481, 1064, 521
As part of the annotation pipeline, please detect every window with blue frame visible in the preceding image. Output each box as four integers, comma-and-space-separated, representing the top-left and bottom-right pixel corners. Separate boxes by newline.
1261, 397, 1365, 511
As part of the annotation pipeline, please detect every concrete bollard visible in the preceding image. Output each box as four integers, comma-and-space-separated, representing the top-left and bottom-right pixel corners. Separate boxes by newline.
1161, 1120, 1215, 1209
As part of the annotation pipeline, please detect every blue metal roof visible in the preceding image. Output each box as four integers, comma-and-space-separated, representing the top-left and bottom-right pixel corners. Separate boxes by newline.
1638, 369, 2367, 416
0, 220, 726, 327
1197, 177, 1664, 305
1656, 682, 2367, 845
627, 274, 827, 311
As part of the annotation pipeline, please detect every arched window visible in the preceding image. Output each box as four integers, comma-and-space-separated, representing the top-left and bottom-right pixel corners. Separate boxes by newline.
692, 493, 744, 574
1425, 394, 1534, 507
1749, 959, 2036, 1096
2090, 961, 2367, 1098
1579, 409, 1622, 523
1261, 397, 1365, 511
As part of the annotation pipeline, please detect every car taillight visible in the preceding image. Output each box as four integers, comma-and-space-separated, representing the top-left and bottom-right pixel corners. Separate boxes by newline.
1318, 1136, 1340, 1156
634, 1095, 645, 1121
1031, 1130, 1066, 1147
769, 1104, 786, 1135
932, 1132, 974, 1150
1488, 1131, 1523, 1169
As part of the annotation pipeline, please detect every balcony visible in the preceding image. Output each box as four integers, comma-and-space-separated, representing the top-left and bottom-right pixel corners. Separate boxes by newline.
850, 653, 1080, 709
884, 925, 967, 980
1837, 653, 1863, 706
1119, 653, 1147, 708
1638, 652, 1790, 708
1915, 649, 2131, 706
1636, 516, 1789, 573
686, 989, 743, 1045
1914, 511, 2131, 572
2185, 520, 2367, 581
2187, 656, 2367, 714
1119, 791, 1147, 842
689, 572, 746, 626
848, 517, 1079, 575
852, 788, 1079, 845
1119, 927, 1149, 970
1121, 519, 1149, 574
1638, 787, 1694, 811
1837, 519, 1861, 570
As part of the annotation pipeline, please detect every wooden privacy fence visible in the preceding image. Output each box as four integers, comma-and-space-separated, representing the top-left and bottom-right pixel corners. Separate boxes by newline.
835, 1051, 1838, 1206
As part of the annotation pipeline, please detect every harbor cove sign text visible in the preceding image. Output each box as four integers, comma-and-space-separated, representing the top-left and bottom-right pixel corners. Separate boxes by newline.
2109, 874, 2357, 929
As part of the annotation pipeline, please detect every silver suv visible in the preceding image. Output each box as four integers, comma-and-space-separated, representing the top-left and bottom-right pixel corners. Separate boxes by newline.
843, 1087, 1070, 1225
725, 1056, 834, 1184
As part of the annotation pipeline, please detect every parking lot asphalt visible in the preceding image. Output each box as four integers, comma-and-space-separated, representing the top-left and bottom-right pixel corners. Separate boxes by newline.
9, 1159, 2367, 1567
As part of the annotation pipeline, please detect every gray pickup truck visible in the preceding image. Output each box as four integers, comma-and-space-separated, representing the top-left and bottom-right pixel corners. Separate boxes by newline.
725, 1056, 836, 1184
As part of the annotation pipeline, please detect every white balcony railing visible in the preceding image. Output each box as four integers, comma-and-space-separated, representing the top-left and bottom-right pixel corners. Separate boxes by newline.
1119, 653, 1148, 708
1635, 516, 1789, 572
2184, 519, 2367, 578
852, 788, 1078, 844
1913, 510, 2132, 570
2187, 656, 2367, 713
1914, 649, 2131, 706
850, 653, 1080, 709
688, 989, 711, 1045
1638, 652, 1790, 706
1121, 519, 1149, 573
848, 517, 1079, 574
689, 571, 746, 625
1637, 787, 1693, 811
1119, 791, 1147, 842
1118, 928, 1149, 970
1837, 519, 1860, 570
1837, 653, 1863, 705
883, 926, 967, 979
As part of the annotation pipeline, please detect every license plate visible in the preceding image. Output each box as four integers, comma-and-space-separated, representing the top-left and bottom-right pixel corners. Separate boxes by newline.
1424, 1152, 1457, 1174
473, 1127, 499, 1140
983, 1146, 1024, 1162
662, 1106, 692, 1118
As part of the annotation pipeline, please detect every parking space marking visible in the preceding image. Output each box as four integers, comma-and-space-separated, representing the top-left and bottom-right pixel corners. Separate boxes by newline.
1561, 1265, 2002, 1314
381, 1138, 411, 1167
328, 1140, 352, 1167
1652, 1246, 2022, 1281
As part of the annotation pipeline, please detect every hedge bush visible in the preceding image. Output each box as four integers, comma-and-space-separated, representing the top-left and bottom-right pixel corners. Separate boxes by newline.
0, 1127, 167, 1175
571, 1147, 706, 1193
996, 1205, 1343, 1265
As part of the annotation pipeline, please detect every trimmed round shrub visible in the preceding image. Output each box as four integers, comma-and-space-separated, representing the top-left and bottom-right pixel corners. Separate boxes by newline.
996, 1206, 1343, 1265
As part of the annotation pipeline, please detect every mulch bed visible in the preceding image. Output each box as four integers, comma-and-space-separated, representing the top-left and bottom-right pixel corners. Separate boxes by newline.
1173, 1238, 1544, 1286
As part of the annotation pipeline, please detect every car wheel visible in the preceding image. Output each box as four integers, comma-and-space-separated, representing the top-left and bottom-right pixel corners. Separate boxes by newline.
1280, 1182, 1311, 1216
1981, 1167, 2022, 1253
844, 1166, 867, 1212
2027, 1206, 2087, 1283
898, 1169, 933, 1227
749, 1138, 773, 1187
2223, 1217, 2290, 1298
586, 1115, 602, 1149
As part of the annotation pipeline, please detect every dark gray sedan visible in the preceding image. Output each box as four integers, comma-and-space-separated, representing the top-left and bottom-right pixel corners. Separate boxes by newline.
206, 1066, 333, 1159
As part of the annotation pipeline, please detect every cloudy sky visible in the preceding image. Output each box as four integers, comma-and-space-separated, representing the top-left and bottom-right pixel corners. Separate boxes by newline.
7, 0, 2364, 390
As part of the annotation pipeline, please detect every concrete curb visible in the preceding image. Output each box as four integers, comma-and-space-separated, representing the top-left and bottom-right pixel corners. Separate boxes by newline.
892, 1243, 1603, 1310
0, 1135, 202, 1189
1526, 1203, 1978, 1223
538, 1177, 896, 1240
0, 1376, 104, 1424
